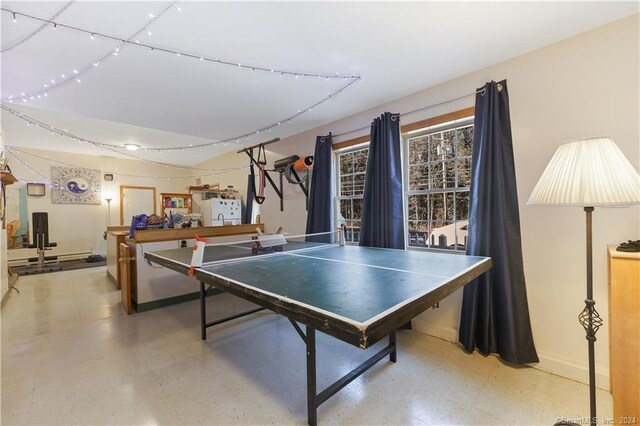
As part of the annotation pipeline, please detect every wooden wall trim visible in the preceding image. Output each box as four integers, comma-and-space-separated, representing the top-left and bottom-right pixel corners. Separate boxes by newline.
400, 106, 475, 134
332, 135, 370, 151
331, 107, 474, 151
132, 223, 265, 243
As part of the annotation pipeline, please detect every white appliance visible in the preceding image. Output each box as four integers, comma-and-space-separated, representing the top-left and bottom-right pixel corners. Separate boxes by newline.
202, 199, 242, 226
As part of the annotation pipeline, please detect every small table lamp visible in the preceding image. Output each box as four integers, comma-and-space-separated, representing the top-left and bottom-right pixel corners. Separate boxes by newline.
528, 137, 640, 426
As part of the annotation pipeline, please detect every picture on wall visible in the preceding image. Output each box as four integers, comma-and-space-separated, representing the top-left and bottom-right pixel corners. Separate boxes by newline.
51, 166, 102, 205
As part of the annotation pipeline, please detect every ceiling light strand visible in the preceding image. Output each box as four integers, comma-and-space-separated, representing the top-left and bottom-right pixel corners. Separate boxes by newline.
1, 2, 178, 103
1, 1, 75, 53
1, 104, 247, 172
1, 76, 359, 152
0, 6, 360, 104
3, 146, 248, 180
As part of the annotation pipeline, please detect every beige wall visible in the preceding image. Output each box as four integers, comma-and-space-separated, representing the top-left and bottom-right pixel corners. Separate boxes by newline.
196, 15, 640, 388
2, 148, 193, 262
1, 127, 8, 303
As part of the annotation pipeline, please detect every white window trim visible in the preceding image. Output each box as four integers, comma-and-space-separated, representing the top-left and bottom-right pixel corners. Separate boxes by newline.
334, 143, 369, 244
402, 116, 474, 253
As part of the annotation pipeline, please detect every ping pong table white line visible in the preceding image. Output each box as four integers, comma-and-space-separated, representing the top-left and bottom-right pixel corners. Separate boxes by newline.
147, 242, 340, 269
195, 256, 491, 334
199, 244, 340, 267
286, 251, 457, 280
149, 243, 475, 280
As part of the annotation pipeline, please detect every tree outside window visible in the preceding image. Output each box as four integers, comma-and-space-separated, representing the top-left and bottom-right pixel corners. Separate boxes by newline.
406, 120, 473, 251
336, 147, 368, 243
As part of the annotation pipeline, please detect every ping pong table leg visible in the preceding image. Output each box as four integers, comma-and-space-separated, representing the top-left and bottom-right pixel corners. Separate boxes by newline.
306, 326, 317, 426
200, 281, 207, 340
389, 331, 397, 362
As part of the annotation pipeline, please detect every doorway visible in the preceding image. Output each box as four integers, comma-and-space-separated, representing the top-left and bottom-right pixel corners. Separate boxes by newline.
120, 186, 156, 225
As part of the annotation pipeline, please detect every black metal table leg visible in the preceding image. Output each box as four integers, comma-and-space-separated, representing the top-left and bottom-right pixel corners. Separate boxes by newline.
200, 281, 207, 340
306, 326, 317, 426
288, 321, 398, 425
389, 331, 397, 362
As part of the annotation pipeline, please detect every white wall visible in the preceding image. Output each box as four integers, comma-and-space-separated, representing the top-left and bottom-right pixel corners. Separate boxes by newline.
196, 15, 640, 388
1, 126, 8, 303
2, 148, 193, 262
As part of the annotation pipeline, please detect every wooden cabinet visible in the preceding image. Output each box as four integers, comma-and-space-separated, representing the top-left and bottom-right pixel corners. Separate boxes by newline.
160, 193, 192, 220
608, 245, 639, 425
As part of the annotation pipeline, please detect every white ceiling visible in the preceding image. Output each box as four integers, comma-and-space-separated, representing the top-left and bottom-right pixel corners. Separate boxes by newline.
2, 1, 638, 165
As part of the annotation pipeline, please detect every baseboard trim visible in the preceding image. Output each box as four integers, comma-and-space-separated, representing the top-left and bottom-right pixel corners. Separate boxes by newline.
412, 319, 458, 343
1, 288, 10, 310
1, 276, 19, 310
411, 321, 610, 391
536, 353, 610, 391
106, 271, 118, 287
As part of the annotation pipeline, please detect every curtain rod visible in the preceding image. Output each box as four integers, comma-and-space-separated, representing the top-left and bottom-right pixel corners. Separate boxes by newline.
329, 86, 490, 141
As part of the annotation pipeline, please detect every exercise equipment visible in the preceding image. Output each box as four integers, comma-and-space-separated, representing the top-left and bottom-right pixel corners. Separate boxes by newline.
238, 138, 312, 211
273, 155, 314, 184
26, 212, 61, 273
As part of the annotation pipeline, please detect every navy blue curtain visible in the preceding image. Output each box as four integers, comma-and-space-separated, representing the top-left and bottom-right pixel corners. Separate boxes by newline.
459, 80, 538, 364
305, 134, 333, 236
244, 174, 254, 224
359, 112, 405, 250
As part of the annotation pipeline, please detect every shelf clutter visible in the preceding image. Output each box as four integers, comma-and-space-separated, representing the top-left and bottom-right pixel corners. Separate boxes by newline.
159, 193, 194, 228
188, 184, 239, 200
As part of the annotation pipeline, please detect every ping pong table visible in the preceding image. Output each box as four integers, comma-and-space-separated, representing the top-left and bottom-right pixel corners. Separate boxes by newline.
144, 233, 491, 425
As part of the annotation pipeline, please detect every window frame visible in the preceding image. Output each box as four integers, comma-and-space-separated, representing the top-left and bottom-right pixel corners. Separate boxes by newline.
330, 107, 475, 251
334, 142, 370, 244
402, 115, 474, 252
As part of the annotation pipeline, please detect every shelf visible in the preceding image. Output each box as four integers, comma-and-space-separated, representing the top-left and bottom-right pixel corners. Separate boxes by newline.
188, 184, 220, 192
160, 193, 193, 220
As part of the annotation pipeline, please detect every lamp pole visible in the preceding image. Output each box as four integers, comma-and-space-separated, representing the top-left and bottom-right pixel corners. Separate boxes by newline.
105, 197, 112, 226
580, 206, 599, 426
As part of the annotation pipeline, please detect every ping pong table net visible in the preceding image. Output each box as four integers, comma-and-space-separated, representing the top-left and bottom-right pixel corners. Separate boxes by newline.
187, 229, 344, 276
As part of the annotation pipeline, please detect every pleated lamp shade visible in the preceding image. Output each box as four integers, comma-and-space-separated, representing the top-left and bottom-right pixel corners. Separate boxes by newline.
528, 137, 640, 207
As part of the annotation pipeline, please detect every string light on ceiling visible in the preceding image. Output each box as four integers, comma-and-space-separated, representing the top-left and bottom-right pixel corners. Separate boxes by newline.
1, 74, 358, 152
1, 2, 178, 103
3, 146, 249, 182
0, 5, 361, 103
1, 1, 75, 53
0, 104, 242, 172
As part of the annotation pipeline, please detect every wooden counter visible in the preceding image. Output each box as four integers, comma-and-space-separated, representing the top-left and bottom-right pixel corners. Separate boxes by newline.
118, 223, 265, 314
132, 223, 264, 243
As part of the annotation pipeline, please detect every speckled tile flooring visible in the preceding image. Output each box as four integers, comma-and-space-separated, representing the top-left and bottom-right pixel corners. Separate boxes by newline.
1, 267, 613, 425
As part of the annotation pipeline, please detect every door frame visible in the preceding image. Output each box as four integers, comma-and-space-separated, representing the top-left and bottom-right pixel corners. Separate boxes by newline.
119, 185, 157, 225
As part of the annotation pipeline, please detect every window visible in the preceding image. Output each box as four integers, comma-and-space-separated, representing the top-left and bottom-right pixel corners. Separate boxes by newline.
405, 118, 473, 251
336, 146, 368, 243
332, 109, 474, 250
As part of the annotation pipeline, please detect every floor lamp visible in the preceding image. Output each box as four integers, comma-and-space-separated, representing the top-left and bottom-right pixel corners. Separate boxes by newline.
104, 195, 113, 226
528, 137, 640, 426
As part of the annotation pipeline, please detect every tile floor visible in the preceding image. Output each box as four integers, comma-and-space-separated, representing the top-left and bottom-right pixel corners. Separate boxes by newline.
1, 267, 613, 425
